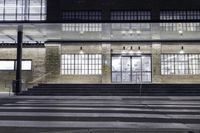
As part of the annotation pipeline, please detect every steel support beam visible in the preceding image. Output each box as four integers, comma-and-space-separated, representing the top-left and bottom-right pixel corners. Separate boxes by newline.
15, 25, 23, 95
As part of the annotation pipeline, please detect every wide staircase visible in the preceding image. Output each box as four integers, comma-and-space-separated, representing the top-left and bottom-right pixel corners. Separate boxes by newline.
1, 96, 200, 132
20, 84, 200, 96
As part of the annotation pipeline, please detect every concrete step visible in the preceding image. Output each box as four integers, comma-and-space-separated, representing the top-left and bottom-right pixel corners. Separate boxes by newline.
0, 96, 200, 132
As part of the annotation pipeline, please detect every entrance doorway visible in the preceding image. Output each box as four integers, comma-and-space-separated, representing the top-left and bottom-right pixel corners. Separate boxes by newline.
112, 55, 151, 83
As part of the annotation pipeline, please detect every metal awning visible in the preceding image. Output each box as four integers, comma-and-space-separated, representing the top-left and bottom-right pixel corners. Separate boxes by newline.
0, 23, 200, 43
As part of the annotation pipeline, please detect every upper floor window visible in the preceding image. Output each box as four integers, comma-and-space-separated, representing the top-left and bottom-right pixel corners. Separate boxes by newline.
160, 10, 200, 20
62, 23, 102, 32
0, 0, 46, 21
62, 10, 102, 21
110, 10, 151, 21
160, 23, 200, 31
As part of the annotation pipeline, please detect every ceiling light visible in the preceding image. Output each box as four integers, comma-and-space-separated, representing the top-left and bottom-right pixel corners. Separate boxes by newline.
129, 46, 134, 55
129, 30, 133, 35
121, 31, 126, 35
136, 30, 141, 35
110, 33, 113, 38
178, 30, 183, 35
80, 31, 84, 34
79, 46, 84, 54
179, 46, 184, 54
122, 46, 126, 55
110, 49, 113, 53
137, 46, 142, 55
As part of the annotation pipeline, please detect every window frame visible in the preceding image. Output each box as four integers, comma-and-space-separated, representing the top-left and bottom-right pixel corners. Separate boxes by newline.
61, 54, 102, 75
160, 10, 200, 21
0, 0, 46, 21
0, 59, 32, 71
161, 53, 200, 75
110, 10, 151, 21
62, 10, 102, 21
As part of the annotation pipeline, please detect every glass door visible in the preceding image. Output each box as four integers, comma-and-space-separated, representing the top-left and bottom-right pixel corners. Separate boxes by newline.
112, 55, 151, 83
132, 57, 142, 84
112, 57, 121, 82
141, 56, 151, 83
122, 57, 131, 82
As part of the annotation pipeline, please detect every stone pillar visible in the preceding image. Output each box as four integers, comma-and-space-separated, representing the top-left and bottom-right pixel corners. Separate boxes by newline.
102, 43, 111, 83
152, 43, 161, 83
151, 23, 161, 84
45, 44, 61, 82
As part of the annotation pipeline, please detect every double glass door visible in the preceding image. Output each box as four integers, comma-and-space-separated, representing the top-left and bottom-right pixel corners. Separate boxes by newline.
112, 55, 151, 83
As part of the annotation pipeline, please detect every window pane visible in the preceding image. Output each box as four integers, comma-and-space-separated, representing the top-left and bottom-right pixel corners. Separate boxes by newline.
111, 10, 151, 20
63, 10, 102, 21
112, 57, 121, 71
22, 61, 32, 70
161, 53, 200, 75
160, 10, 200, 20
61, 54, 102, 75
0, 0, 46, 21
0, 61, 15, 70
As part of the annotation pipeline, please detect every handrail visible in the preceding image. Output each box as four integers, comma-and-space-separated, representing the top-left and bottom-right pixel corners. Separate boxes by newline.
28, 72, 52, 84
25, 71, 53, 91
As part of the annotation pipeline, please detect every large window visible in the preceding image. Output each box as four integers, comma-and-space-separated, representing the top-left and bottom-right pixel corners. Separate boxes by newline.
62, 10, 102, 21
61, 54, 102, 75
161, 54, 200, 75
0, 0, 46, 21
111, 10, 151, 21
160, 23, 200, 32
62, 23, 102, 32
160, 10, 200, 20
111, 23, 151, 31
0, 60, 32, 70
